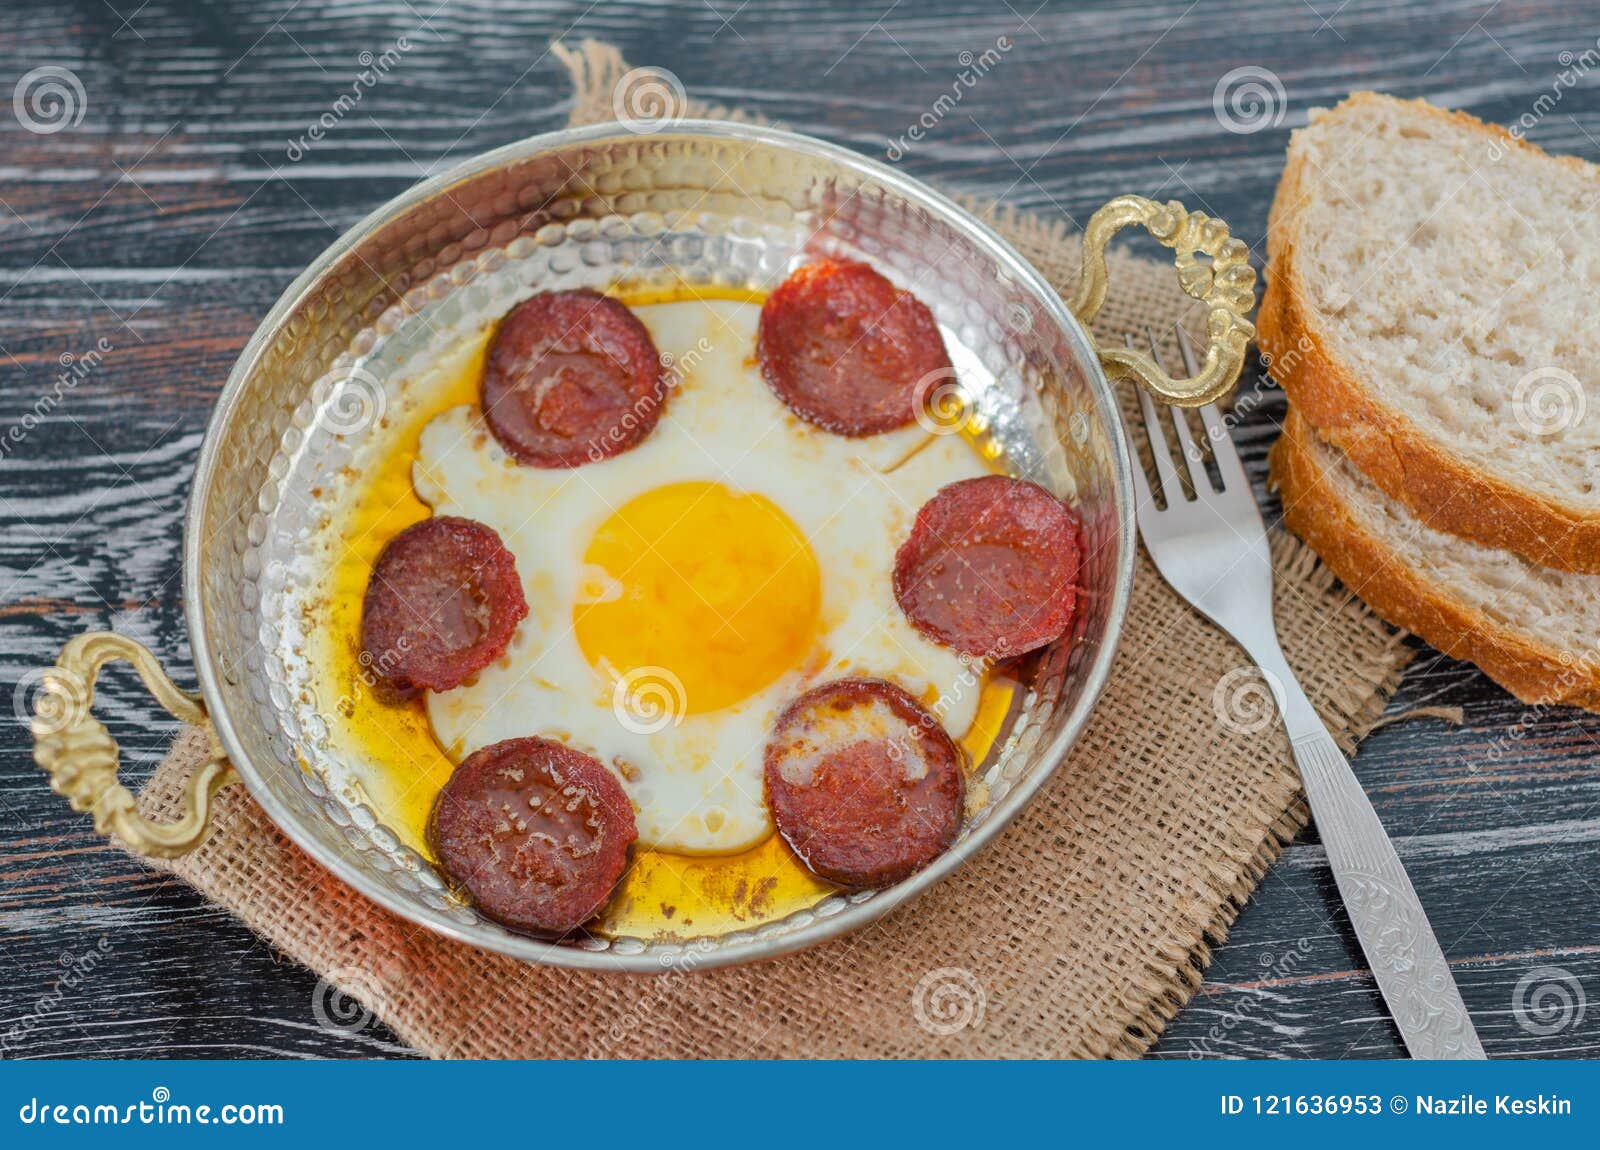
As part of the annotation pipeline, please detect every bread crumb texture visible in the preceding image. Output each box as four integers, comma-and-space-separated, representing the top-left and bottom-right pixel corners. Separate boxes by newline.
1282, 93, 1600, 511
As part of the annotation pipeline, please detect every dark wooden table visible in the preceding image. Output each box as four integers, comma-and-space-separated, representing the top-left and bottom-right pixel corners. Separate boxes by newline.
4, 0, 1598, 1060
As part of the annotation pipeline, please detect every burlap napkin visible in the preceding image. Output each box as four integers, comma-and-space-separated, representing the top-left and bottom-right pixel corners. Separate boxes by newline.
133, 42, 1412, 1058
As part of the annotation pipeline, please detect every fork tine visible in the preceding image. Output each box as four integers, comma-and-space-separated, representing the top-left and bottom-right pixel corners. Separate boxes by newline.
1146, 326, 1212, 494
1174, 324, 1251, 494
1125, 333, 1184, 507
1196, 402, 1245, 485
1126, 403, 1157, 516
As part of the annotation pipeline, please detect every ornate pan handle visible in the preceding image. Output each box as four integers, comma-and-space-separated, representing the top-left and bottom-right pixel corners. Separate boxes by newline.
31, 631, 235, 859
1069, 194, 1257, 407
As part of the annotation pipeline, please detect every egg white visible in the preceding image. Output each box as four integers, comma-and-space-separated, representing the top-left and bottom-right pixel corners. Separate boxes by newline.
413, 297, 988, 854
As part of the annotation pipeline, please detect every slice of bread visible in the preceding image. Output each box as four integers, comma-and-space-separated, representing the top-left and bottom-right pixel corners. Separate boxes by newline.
1271, 407, 1600, 711
1262, 92, 1600, 573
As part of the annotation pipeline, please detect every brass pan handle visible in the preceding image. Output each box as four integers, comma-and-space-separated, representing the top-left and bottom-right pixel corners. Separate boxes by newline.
1069, 194, 1256, 407
31, 631, 234, 858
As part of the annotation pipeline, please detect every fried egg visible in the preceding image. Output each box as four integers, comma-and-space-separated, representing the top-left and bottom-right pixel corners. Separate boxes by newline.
413, 296, 989, 854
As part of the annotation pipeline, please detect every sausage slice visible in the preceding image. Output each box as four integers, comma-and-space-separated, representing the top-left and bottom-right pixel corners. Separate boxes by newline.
482, 289, 667, 467
360, 516, 527, 693
893, 475, 1081, 658
757, 258, 952, 437
429, 737, 637, 938
764, 678, 964, 889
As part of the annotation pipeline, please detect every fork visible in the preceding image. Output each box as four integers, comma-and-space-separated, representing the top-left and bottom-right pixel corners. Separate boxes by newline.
1125, 326, 1486, 1060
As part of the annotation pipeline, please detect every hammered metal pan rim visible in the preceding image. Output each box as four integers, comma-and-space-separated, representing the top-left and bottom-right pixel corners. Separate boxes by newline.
183, 118, 1137, 971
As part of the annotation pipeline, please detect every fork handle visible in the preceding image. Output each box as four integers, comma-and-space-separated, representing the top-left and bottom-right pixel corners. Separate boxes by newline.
1267, 668, 1486, 1058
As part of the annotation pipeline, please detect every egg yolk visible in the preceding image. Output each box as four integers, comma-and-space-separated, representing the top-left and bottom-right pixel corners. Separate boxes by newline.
575, 481, 821, 715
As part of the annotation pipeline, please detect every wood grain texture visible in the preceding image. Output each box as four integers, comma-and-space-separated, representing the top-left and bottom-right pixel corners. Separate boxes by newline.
3, 0, 1599, 1060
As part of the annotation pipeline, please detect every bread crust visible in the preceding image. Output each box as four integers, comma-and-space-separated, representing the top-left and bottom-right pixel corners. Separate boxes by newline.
1262, 91, 1600, 574
1271, 408, 1600, 712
